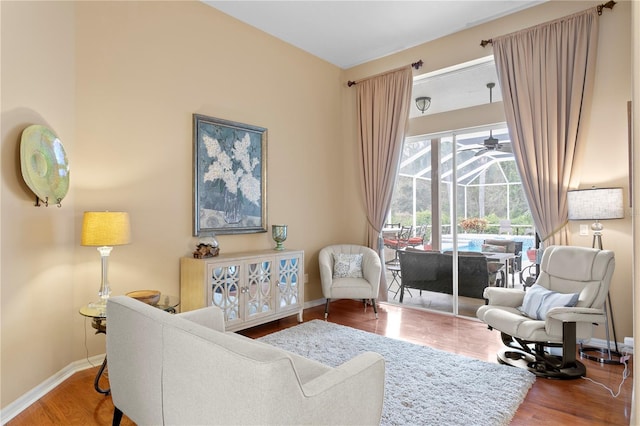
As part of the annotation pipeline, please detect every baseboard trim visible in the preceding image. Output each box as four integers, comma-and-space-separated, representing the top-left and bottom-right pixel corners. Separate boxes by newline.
304, 298, 325, 309
582, 338, 630, 354
1, 354, 105, 425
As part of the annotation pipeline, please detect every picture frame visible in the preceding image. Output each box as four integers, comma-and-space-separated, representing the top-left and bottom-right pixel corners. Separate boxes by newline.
193, 114, 267, 235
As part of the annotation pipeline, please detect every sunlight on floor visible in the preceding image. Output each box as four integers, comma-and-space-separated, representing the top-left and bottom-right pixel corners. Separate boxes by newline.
382, 304, 403, 339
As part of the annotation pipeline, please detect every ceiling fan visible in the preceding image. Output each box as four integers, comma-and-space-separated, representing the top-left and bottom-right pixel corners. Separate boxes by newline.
468, 83, 513, 157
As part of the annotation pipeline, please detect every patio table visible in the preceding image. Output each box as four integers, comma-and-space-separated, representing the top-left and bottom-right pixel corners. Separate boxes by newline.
482, 252, 516, 287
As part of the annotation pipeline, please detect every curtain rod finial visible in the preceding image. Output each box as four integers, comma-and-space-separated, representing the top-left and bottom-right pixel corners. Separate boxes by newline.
597, 0, 616, 15
480, 39, 493, 48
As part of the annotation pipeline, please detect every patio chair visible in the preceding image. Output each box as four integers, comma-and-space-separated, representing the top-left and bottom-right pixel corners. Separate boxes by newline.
499, 219, 512, 235
383, 225, 412, 264
407, 225, 427, 248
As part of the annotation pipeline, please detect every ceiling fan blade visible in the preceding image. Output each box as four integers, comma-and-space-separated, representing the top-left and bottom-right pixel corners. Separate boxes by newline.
458, 145, 484, 152
474, 148, 489, 157
496, 142, 513, 153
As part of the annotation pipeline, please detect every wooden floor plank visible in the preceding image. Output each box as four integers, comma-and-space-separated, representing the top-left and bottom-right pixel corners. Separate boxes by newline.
7, 300, 632, 425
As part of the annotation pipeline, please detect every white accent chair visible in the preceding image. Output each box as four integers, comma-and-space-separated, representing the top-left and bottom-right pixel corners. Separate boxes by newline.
477, 245, 615, 379
106, 296, 385, 425
319, 244, 381, 319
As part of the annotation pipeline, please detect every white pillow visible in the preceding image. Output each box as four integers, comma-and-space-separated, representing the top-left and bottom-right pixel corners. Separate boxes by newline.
333, 253, 363, 278
519, 284, 579, 320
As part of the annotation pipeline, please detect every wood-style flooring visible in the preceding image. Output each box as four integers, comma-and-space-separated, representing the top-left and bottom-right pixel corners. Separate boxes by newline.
7, 299, 632, 425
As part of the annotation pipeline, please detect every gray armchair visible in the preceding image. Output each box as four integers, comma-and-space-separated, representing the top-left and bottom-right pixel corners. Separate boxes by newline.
319, 244, 381, 319
477, 245, 615, 379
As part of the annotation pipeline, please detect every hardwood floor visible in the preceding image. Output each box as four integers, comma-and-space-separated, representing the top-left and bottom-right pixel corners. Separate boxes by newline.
7, 299, 632, 425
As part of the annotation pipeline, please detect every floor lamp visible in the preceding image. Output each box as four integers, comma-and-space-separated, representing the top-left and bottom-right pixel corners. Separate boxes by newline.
567, 187, 624, 364
81, 211, 131, 315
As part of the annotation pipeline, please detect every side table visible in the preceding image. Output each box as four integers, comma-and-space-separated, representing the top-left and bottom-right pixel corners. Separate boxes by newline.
79, 295, 180, 395
387, 263, 402, 299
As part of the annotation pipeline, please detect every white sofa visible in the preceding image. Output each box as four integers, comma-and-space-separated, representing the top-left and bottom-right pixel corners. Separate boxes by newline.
106, 296, 385, 425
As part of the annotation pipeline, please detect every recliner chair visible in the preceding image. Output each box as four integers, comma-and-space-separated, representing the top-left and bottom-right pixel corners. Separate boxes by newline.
477, 245, 615, 379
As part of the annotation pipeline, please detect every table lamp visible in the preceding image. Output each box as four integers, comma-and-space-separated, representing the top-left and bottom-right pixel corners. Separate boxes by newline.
567, 187, 623, 364
81, 211, 131, 313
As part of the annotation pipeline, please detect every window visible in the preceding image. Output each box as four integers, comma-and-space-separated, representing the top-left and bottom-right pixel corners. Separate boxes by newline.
390, 125, 533, 241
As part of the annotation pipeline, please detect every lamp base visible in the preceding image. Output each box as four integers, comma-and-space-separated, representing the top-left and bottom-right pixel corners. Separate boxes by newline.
88, 298, 108, 316
579, 346, 624, 365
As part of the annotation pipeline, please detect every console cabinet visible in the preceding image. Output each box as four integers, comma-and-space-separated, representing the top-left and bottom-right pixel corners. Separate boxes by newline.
180, 249, 304, 331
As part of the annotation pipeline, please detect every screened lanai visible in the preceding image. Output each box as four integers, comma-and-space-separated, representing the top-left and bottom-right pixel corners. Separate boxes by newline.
390, 125, 534, 241
386, 125, 537, 316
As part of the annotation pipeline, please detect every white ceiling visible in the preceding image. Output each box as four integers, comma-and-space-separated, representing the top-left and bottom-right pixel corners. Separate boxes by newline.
411, 55, 502, 117
204, 1, 545, 69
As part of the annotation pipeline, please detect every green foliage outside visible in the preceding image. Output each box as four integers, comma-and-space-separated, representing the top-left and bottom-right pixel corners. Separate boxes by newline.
389, 167, 533, 236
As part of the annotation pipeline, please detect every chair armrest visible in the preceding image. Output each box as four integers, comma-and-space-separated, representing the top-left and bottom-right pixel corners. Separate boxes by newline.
361, 250, 382, 292
546, 307, 606, 324
318, 251, 334, 295
177, 305, 225, 332
483, 287, 525, 307
301, 351, 384, 397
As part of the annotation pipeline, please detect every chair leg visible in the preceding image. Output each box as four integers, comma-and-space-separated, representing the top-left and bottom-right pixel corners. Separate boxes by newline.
560, 321, 579, 368
371, 299, 378, 319
112, 407, 123, 426
324, 299, 330, 319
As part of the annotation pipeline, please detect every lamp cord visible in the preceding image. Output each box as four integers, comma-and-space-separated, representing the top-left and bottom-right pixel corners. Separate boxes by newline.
83, 317, 98, 368
581, 351, 631, 398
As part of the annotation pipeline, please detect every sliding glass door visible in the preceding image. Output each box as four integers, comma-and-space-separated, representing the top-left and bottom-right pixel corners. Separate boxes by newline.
387, 125, 534, 317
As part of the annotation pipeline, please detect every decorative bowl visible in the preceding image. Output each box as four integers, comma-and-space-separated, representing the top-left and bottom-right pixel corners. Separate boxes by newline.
126, 290, 161, 306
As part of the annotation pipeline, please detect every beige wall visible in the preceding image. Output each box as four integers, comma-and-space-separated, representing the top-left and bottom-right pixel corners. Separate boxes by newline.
1, 0, 77, 408
0, 0, 634, 414
344, 0, 633, 344
71, 0, 347, 324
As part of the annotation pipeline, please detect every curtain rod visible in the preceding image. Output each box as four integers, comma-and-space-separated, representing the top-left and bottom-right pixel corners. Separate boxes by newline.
347, 60, 423, 87
479, 0, 616, 47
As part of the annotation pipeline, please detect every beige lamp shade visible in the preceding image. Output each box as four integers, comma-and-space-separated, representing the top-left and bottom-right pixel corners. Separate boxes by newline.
81, 211, 131, 246
567, 188, 624, 220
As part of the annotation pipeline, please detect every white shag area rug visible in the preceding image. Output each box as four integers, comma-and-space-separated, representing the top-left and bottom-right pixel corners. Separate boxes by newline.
258, 320, 535, 426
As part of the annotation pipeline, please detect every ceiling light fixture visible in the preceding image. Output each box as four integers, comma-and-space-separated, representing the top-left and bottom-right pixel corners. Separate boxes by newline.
415, 96, 431, 114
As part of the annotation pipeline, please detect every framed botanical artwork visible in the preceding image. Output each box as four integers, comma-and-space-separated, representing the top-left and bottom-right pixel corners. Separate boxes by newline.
193, 114, 267, 235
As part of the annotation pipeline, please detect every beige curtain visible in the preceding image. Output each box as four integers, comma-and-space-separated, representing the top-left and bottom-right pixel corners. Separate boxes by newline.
493, 8, 599, 246
356, 66, 413, 301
